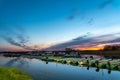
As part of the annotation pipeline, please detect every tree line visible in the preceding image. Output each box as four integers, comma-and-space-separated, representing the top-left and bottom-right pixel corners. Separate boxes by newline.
104, 45, 120, 51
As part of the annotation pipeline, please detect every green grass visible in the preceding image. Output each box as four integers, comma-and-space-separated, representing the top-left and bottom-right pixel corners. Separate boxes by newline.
0, 67, 33, 80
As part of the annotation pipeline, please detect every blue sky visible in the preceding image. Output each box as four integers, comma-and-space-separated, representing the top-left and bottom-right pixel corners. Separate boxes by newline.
0, 0, 120, 51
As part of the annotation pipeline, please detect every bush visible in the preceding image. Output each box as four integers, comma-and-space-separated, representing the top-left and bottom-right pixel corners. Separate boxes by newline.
61, 60, 66, 64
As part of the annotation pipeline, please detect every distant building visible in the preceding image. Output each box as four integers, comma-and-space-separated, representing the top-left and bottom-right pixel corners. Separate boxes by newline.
65, 48, 81, 58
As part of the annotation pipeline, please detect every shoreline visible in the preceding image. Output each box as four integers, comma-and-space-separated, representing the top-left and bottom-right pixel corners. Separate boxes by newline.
40, 56, 120, 71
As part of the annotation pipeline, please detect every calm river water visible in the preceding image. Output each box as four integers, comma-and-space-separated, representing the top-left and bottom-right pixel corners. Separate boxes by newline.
0, 56, 120, 80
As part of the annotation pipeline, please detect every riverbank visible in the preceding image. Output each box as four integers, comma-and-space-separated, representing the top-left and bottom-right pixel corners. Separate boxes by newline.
40, 57, 120, 71
0, 67, 33, 80
0, 56, 120, 80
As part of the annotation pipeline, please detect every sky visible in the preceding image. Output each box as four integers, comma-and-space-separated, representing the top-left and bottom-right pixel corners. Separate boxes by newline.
0, 0, 120, 51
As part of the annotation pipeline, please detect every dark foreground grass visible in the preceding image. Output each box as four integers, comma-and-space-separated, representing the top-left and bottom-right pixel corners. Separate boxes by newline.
0, 67, 33, 80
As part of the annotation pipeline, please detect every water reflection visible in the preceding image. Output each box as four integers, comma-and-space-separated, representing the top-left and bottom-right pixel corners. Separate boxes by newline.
86, 63, 112, 74
87, 66, 89, 70
46, 61, 48, 64
16, 57, 29, 69
108, 69, 111, 74
0, 56, 120, 80
4, 57, 29, 69
5, 57, 21, 66
96, 67, 100, 72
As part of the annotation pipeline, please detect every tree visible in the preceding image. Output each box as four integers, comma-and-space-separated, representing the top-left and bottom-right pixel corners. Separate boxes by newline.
104, 45, 120, 51
65, 48, 72, 55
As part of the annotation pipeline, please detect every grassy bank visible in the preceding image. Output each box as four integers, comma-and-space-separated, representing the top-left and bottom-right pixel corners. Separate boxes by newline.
0, 67, 33, 80
40, 57, 120, 71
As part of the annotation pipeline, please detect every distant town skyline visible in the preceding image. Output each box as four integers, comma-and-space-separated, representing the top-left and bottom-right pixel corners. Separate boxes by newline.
0, 0, 120, 51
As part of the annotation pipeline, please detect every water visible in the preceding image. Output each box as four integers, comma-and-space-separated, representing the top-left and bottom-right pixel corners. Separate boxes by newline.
0, 56, 120, 80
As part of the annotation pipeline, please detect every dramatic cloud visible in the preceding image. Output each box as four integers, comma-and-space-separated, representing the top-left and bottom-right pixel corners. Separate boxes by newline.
45, 32, 120, 50
0, 24, 37, 51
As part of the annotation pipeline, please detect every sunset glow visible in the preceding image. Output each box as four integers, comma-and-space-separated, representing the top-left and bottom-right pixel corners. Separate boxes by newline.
74, 45, 104, 51
0, 0, 120, 51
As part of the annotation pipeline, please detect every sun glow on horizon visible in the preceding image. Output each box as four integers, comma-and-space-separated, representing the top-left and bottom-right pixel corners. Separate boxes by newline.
74, 45, 104, 51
